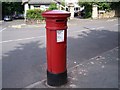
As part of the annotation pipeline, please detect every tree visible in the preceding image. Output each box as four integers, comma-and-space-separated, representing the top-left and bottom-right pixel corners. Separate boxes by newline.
2, 2, 24, 17
78, 2, 92, 18
26, 9, 44, 21
110, 1, 120, 10
78, 1, 113, 18
97, 2, 111, 11
48, 3, 58, 10
110, 1, 120, 17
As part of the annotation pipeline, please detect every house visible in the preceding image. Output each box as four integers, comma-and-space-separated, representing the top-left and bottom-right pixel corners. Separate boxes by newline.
22, 0, 82, 19
22, 0, 64, 19
65, 0, 83, 18
22, 0, 53, 19
65, 0, 78, 6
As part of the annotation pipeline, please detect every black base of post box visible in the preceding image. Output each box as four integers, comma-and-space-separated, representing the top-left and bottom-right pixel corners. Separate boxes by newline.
47, 70, 67, 86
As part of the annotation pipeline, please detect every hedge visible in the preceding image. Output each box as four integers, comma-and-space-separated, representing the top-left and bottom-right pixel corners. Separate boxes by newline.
26, 9, 44, 21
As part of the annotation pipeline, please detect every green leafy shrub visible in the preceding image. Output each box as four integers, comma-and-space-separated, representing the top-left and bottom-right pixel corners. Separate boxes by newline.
84, 4, 92, 18
78, 2, 112, 18
48, 3, 58, 10
79, 2, 92, 18
26, 9, 44, 21
98, 2, 111, 11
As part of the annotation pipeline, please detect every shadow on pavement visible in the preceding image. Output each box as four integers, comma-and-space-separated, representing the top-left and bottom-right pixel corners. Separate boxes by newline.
2, 41, 46, 88
67, 29, 119, 68
2, 29, 119, 88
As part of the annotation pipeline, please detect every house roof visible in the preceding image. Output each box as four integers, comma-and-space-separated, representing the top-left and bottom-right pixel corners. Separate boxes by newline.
28, 0, 53, 4
22, 0, 64, 5
1, 0, 22, 2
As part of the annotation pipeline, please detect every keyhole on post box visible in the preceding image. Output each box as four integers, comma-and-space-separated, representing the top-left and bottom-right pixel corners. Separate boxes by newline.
56, 20, 65, 22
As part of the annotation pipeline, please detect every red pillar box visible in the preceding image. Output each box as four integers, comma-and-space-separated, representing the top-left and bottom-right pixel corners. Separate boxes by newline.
42, 10, 70, 86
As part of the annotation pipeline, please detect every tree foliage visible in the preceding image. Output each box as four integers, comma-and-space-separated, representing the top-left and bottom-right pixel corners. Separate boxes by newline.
61, 1, 65, 7
26, 9, 44, 21
78, 2, 92, 18
78, 1, 120, 18
2, 2, 24, 16
110, 1, 120, 10
97, 2, 111, 11
48, 3, 58, 10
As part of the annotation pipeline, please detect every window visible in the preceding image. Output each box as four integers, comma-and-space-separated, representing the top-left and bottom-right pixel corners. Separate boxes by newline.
76, 7, 78, 10
34, 5, 40, 9
40, 5, 46, 10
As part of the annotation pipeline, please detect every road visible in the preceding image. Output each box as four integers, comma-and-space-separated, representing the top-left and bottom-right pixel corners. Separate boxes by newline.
1, 18, 119, 88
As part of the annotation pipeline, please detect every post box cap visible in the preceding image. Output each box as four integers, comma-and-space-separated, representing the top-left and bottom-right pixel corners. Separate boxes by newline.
42, 10, 71, 18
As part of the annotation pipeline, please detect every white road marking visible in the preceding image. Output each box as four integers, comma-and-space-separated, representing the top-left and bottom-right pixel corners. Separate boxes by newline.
96, 27, 104, 29
114, 24, 120, 26
1, 23, 118, 44
73, 29, 87, 33
0, 28, 6, 32
91, 28, 96, 30
90, 27, 104, 30
0, 36, 45, 44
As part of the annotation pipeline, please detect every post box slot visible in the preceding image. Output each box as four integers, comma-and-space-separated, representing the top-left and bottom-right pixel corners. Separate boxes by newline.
56, 20, 65, 22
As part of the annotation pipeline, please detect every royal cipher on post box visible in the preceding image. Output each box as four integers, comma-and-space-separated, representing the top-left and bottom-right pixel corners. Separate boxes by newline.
42, 10, 70, 86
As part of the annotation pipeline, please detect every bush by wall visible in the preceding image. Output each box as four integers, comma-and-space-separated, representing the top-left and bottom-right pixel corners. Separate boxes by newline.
26, 9, 44, 21
78, 2, 92, 18
84, 4, 92, 18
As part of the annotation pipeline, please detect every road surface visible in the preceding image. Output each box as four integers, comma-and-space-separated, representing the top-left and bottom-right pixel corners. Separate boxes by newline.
1, 18, 119, 88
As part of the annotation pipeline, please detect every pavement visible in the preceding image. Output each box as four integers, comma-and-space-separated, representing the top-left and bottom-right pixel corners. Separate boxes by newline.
1, 17, 119, 89
25, 47, 119, 88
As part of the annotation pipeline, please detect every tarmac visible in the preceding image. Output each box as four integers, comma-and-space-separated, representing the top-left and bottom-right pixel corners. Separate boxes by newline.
1, 18, 119, 89
25, 47, 119, 89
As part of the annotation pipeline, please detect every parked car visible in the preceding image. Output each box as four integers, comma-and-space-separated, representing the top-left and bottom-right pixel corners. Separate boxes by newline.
13, 14, 24, 19
4, 15, 13, 21
18, 14, 24, 19
13, 14, 19, 19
